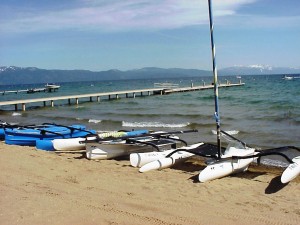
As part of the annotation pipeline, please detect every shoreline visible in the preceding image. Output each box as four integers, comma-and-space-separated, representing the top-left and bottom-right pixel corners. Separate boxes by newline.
0, 141, 299, 225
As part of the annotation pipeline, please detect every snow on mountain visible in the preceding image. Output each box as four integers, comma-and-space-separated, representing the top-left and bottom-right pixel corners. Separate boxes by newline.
219, 64, 300, 75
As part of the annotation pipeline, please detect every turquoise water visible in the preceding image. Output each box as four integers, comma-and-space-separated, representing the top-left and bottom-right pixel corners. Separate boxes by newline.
0, 75, 299, 150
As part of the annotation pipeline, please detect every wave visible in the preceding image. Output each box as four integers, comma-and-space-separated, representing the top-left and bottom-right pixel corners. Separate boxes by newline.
121, 121, 220, 130
12, 112, 22, 117
211, 130, 239, 135
259, 158, 289, 168
96, 112, 214, 120
77, 118, 112, 124
185, 122, 214, 129
122, 121, 190, 128
88, 119, 102, 124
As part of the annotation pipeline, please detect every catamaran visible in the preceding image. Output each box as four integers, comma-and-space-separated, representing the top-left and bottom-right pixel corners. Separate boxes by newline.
132, 0, 300, 184
85, 130, 196, 160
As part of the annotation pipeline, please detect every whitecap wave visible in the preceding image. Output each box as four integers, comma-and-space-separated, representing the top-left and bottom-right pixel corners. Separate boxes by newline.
258, 158, 288, 168
12, 112, 21, 116
211, 130, 239, 135
88, 119, 102, 124
122, 121, 189, 128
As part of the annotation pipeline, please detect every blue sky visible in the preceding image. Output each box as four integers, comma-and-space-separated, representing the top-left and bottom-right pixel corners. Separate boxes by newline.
1, 0, 300, 71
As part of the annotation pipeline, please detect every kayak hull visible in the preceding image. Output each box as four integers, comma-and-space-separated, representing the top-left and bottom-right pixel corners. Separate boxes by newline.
86, 141, 157, 160
4, 124, 95, 148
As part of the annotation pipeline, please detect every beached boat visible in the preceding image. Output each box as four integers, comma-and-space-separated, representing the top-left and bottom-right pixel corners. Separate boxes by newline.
51, 130, 148, 151
198, 143, 255, 182
133, 0, 300, 184
4, 124, 95, 147
0, 121, 50, 140
162, 1, 300, 183
136, 130, 300, 183
193, 0, 300, 183
188, 1, 300, 183
195, 139, 300, 183
86, 133, 188, 160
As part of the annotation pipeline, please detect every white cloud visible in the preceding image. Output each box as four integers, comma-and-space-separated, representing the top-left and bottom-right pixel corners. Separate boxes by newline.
0, 0, 259, 33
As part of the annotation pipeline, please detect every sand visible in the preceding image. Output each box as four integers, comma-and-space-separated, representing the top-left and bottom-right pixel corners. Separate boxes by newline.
0, 141, 299, 225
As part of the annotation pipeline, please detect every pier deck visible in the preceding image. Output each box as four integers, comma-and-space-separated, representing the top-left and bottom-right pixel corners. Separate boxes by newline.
0, 83, 244, 111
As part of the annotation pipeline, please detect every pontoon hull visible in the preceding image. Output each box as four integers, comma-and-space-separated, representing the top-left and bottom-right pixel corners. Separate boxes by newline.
281, 156, 300, 183
198, 147, 256, 182
138, 143, 203, 172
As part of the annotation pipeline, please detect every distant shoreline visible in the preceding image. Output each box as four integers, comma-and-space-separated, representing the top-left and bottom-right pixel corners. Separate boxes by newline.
1, 66, 299, 86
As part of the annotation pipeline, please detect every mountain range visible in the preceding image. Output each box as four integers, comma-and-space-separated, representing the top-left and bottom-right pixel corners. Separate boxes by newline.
1, 65, 299, 85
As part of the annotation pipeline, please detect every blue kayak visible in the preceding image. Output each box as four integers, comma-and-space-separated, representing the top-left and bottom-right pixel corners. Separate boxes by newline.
4, 124, 96, 146
36, 129, 149, 151
0, 128, 5, 140
35, 130, 149, 151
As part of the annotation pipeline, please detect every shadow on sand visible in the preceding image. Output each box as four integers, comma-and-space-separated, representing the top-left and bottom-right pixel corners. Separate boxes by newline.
265, 176, 289, 194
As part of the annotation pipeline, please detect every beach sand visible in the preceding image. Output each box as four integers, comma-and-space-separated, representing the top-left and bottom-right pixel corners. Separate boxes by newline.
0, 141, 299, 225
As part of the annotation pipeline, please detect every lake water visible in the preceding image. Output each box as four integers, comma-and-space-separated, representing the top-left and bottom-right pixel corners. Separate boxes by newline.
1, 74, 299, 165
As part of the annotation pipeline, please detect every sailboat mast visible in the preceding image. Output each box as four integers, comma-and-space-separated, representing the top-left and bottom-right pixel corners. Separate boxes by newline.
207, 0, 221, 158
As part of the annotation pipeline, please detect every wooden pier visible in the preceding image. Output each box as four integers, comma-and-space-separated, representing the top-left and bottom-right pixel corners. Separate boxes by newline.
0, 84, 60, 95
0, 82, 244, 111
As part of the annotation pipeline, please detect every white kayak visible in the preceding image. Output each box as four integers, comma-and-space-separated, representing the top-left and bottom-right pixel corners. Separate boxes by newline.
281, 156, 300, 183
139, 143, 203, 173
198, 146, 256, 182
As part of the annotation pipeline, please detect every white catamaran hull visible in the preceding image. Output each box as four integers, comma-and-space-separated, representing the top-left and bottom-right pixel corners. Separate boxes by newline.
52, 137, 90, 151
130, 149, 175, 168
86, 136, 182, 160
86, 141, 156, 160
198, 146, 256, 182
52, 131, 136, 151
139, 143, 203, 173
281, 156, 300, 183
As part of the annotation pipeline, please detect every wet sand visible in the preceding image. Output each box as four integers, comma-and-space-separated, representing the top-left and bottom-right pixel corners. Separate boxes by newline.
0, 142, 299, 225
